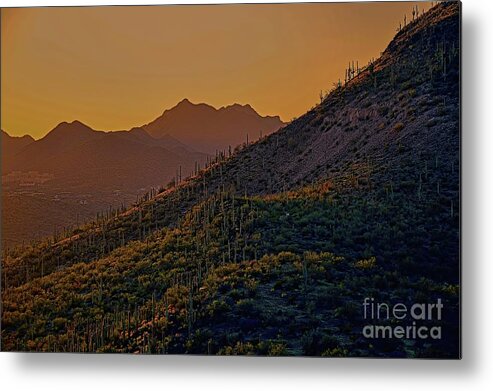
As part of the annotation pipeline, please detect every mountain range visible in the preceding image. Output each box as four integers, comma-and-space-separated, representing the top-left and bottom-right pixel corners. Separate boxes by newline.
3, 121, 208, 189
142, 99, 285, 154
1, 130, 35, 169
1, 100, 284, 247
2, 100, 285, 183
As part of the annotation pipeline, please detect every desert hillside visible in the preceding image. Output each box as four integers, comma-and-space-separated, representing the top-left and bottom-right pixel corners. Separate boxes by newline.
1, 100, 281, 247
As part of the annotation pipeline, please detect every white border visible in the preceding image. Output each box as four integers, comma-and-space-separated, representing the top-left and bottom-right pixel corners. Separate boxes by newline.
1, 0, 492, 390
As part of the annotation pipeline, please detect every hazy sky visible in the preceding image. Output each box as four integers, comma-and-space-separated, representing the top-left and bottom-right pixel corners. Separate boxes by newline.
1, 2, 432, 139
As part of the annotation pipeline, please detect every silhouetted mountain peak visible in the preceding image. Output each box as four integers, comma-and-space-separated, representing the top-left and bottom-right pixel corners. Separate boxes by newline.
143, 99, 285, 153
47, 120, 95, 138
171, 98, 215, 113
220, 103, 284, 122
2, 129, 35, 142
221, 103, 255, 115
32, 120, 101, 153
177, 98, 192, 106
1, 130, 35, 168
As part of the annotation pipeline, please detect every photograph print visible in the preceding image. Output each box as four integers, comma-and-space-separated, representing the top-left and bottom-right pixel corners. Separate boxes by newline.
0, 1, 461, 358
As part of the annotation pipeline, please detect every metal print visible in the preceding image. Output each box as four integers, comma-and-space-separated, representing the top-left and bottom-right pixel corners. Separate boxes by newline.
0, 1, 461, 358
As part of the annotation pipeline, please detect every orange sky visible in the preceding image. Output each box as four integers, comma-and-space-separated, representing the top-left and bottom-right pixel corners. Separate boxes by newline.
1, 2, 432, 139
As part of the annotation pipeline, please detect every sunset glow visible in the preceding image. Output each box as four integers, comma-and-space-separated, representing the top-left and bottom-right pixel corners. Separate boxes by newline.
1, 2, 432, 139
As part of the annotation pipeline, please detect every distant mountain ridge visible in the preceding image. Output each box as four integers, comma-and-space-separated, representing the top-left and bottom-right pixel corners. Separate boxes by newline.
1, 130, 34, 150
2, 99, 285, 175
142, 98, 286, 154
3, 121, 209, 190
1, 130, 34, 169
1, 100, 284, 246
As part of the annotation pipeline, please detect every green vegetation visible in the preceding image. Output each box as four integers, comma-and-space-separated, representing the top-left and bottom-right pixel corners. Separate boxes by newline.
1, 150, 459, 356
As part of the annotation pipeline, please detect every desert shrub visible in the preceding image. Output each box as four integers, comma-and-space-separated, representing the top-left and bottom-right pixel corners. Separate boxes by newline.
321, 347, 349, 357
207, 299, 231, 319
377, 106, 390, 116
354, 256, 377, 269
267, 341, 288, 356
235, 298, 256, 315
334, 302, 359, 319
393, 122, 405, 132
426, 118, 438, 128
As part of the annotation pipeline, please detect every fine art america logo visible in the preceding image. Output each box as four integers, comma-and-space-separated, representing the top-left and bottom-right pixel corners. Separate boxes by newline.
362, 297, 443, 340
